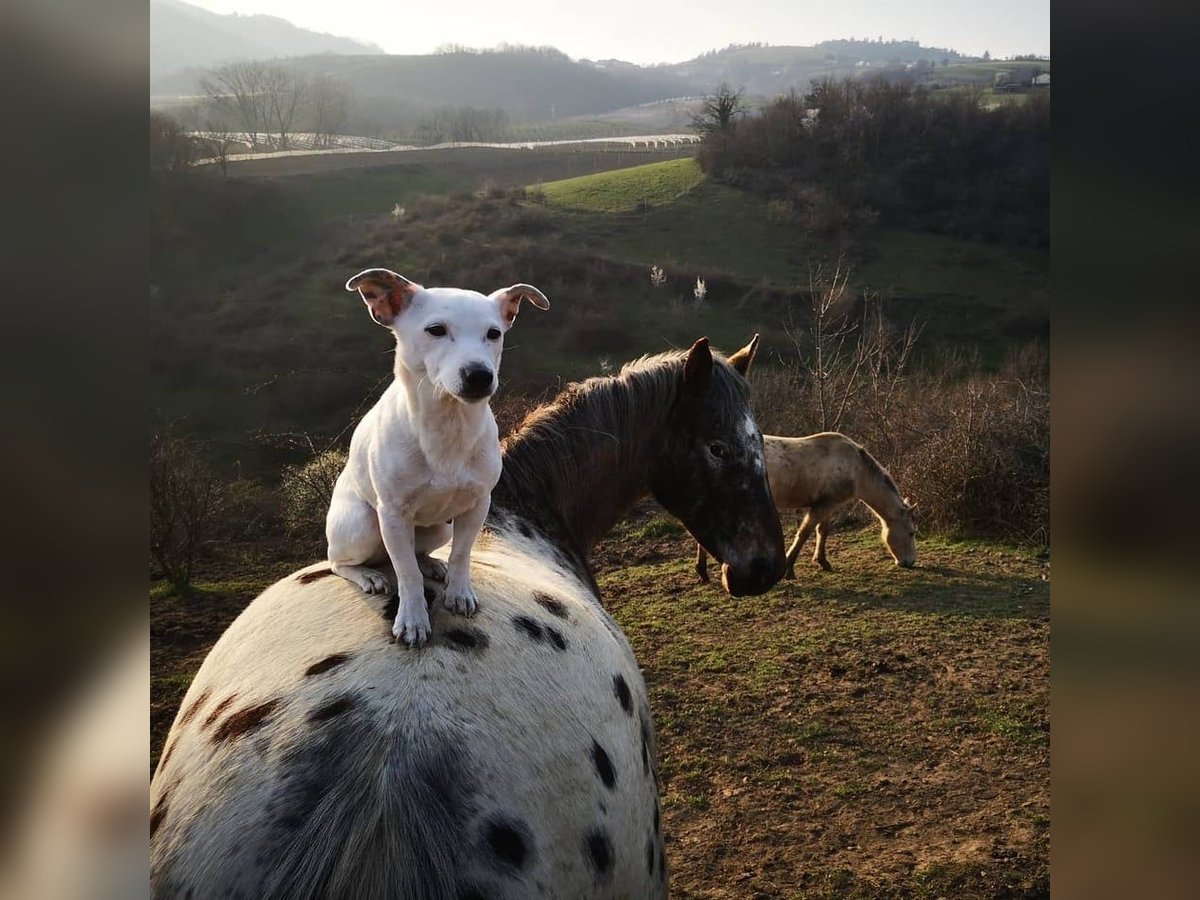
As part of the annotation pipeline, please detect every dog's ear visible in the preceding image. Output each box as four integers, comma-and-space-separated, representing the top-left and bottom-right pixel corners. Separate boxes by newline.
345, 269, 422, 327
491, 283, 550, 327
683, 337, 713, 395
727, 333, 761, 377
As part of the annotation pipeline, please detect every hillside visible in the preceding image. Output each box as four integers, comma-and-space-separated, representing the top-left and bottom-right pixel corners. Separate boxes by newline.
150, 151, 1047, 476
153, 45, 703, 120
150, 0, 382, 88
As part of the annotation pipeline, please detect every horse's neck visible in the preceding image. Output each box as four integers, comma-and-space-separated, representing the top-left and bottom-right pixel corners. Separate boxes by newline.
855, 456, 905, 524
493, 382, 668, 568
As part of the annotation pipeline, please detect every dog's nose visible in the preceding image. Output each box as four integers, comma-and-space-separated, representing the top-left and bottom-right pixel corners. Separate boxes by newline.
459, 365, 494, 400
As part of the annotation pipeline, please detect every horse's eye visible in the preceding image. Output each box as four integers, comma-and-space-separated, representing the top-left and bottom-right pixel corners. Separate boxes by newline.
708, 442, 728, 460
425, 324, 448, 338
486, 327, 502, 341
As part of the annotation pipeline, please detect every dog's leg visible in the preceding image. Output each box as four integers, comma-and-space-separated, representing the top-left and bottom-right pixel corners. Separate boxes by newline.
442, 497, 489, 616
415, 523, 451, 582
327, 492, 392, 595
378, 512, 431, 647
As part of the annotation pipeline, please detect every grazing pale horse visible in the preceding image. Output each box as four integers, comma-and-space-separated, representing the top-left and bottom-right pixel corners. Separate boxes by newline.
696, 431, 918, 582
150, 337, 784, 900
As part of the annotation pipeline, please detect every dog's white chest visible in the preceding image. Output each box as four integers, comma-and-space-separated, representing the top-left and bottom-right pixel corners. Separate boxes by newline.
408, 466, 494, 525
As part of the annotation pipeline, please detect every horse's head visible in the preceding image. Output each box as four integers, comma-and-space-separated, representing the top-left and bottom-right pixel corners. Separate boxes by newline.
651, 335, 786, 597
883, 499, 918, 567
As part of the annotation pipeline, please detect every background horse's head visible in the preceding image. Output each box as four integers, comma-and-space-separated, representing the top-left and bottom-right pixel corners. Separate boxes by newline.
883, 499, 918, 567
651, 335, 785, 596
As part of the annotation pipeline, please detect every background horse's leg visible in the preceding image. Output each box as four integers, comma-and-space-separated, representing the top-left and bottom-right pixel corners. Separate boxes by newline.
695, 542, 710, 583
813, 520, 834, 571
784, 512, 816, 578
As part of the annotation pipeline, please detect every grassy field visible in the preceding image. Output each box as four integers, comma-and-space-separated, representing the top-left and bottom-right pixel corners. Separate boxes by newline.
536, 157, 705, 212
533, 174, 1049, 350
151, 504, 1049, 899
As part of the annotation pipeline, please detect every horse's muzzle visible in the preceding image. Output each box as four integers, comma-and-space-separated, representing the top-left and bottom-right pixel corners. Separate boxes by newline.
721, 555, 784, 597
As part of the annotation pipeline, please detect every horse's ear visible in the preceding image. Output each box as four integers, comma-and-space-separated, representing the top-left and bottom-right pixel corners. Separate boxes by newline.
683, 337, 713, 395
727, 333, 761, 376
346, 268, 421, 327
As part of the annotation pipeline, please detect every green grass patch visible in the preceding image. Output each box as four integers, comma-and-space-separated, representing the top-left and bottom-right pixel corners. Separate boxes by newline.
535, 157, 704, 212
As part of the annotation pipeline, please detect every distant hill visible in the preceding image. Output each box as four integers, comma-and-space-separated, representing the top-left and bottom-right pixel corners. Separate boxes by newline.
154, 46, 704, 122
150, 0, 382, 88
663, 40, 967, 96
151, 13, 989, 125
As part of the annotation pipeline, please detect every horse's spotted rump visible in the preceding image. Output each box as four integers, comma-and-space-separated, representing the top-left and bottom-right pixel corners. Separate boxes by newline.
304, 652, 352, 677
212, 699, 279, 743
512, 615, 544, 642
518, 522, 533, 538
158, 738, 177, 771
484, 816, 534, 872
532, 591, 568, 619
590, 740, 616, 790
545, 625, 568, 651
150, 793, 169, 839
297, 568, 335, 585
177, 688, 211, 727
202, 694, 237, 731
443, 626, 490, 652
613, 674, 632, 714
639, 718, 651, 777
583, 828, 614, 882
307, 695, 357, 723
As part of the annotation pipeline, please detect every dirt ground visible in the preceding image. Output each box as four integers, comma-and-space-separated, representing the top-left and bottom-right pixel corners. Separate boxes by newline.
152, 503, 1048, 899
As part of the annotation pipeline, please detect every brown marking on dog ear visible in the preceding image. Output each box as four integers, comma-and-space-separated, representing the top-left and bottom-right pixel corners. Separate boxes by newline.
683, 337, 713, 395
493, 283, 550, 326
727, 333, 761, 377
345, 268, 421, 327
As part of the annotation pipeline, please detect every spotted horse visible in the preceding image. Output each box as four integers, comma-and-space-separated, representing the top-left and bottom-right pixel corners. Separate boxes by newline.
150, 336, 785, 900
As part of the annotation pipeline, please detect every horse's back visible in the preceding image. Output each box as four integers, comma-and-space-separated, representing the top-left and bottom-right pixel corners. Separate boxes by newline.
765, 431, 862, 509
151, 537, 666, 900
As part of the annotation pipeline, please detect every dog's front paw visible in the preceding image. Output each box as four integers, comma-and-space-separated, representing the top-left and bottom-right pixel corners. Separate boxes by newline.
443, 584, 478, 617
417, 554, 448, 582
392, 599, 432, 647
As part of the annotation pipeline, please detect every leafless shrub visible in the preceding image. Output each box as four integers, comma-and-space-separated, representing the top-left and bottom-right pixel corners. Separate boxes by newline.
280, 448, 347, 537
150, 425, 224, 588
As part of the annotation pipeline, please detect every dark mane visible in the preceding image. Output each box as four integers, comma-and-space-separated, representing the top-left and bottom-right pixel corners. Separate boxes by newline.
490, 348, 749, 576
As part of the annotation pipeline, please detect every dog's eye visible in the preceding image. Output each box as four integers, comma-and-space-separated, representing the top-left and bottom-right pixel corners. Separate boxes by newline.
708, 441, 728, 460
425, 324, 448, 338
486, 327, 502, 341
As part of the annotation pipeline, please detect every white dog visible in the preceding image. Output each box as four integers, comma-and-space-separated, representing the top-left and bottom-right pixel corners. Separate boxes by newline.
327, 268, 549, 646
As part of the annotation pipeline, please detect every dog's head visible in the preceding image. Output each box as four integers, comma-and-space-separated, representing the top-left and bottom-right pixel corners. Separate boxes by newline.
345, 269, 549, 403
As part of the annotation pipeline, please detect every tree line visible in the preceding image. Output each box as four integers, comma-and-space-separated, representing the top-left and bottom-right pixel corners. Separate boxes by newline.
696, 78, 1050, 246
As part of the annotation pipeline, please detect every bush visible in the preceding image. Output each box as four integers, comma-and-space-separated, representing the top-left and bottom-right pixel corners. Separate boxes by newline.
280, 448, 347, 537
150, 426, 224, 588
751, 346, 1048, 545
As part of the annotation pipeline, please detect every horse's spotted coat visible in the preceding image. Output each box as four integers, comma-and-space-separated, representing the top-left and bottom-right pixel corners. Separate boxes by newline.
151, 540, 667, 900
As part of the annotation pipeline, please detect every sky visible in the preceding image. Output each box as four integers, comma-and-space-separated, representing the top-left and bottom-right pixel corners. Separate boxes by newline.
179, 0, 1050, 65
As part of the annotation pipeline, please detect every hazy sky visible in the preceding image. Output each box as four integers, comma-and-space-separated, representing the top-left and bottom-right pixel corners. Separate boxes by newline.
181, 0, 1050, 64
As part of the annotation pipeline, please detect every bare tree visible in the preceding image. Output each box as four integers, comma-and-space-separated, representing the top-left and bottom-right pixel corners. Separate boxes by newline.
149, 424, 224, 590
309, 74, 351, 148
264, 65, 308, 149
201, 61, 270, 148
691, 82, 745, 136
786, 258, 920, 441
